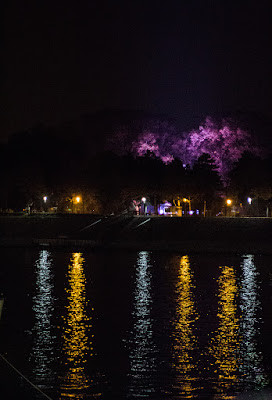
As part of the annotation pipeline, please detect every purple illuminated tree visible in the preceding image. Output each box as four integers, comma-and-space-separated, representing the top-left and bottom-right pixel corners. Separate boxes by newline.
182, 117, 260, 181
109, 118, 177, 163
110, 116, 261, 182
133, 117, 260, 181
132, 131, 174, 164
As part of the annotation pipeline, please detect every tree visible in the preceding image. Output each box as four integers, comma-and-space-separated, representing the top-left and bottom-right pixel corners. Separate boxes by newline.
182, 117, 260, 182
110, 115, 260, 183
189, 153, 223, 213
229, 152, 272, 201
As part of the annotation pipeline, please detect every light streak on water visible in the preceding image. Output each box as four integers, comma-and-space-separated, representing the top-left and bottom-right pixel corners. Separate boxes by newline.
128, 250, 157, 398
31, 249, 55, 388
171, 255, 199, 399
239, 254, 267, 389
22, 250, 271, 399
209, 266, 239, 399
59, 252, 96, 399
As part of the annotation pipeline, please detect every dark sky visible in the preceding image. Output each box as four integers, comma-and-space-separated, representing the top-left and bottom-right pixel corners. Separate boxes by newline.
2, 0, 272, 142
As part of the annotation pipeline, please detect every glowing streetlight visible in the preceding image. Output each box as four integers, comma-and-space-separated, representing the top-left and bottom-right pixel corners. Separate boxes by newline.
225, 198, 233, 217
183, 197, 192, 213
141, 197, 147, 215
247, 197, 252, 205
43, 196, 47, 203
75, 196, 81, 203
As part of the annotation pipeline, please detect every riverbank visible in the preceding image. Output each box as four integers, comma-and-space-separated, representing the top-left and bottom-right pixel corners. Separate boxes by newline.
1, 214, 272, 253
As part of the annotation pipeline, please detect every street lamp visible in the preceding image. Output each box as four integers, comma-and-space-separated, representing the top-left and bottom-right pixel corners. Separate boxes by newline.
247, 196, 253, 217
226, 199, 232, 217
183, 198, 191, 215
141, 197, 147, 215
70, 195, 82, 213
42, 196, 48, 213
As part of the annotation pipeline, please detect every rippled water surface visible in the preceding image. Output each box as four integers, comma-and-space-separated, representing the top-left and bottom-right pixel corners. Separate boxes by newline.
1, 249, 272, 399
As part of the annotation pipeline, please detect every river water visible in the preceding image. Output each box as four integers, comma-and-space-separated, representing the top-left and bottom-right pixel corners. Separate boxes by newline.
1, 248, 272, 399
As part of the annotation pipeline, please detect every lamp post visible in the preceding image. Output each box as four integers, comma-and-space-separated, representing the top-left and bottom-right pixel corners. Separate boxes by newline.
247, 197, 252, 217
75, 196, 81, 213
43, 196, 47, 212
183, 198, 191, 216
71, 195, 82, 213
141, 197, 147, 216
226, 199, 232, 217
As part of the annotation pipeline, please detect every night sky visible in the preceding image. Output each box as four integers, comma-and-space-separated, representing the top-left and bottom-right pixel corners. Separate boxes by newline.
2, 0, 272, 142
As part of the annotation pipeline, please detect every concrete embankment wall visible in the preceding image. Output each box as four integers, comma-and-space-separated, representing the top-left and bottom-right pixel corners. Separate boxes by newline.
0, 214, 99, 242
1, 215, 272, 253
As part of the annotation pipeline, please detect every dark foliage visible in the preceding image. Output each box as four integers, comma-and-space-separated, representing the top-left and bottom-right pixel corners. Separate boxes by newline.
2, 123, 272, 215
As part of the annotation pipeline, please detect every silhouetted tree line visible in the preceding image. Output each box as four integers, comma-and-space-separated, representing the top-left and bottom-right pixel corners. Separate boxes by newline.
1, 111, 272, 215
0, 129, 221, 213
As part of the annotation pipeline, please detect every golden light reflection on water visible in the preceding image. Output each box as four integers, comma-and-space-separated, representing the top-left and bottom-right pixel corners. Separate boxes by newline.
172, 255, 199, 399
60, 252, 93, 399
210, 266, 239, 399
